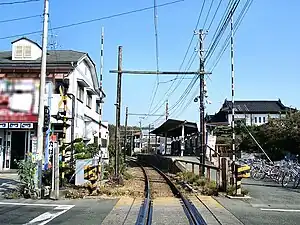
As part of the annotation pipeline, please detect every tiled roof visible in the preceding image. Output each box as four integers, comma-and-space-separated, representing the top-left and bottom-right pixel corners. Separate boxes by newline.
0, 50, 86, 66
221, 99, 288, 113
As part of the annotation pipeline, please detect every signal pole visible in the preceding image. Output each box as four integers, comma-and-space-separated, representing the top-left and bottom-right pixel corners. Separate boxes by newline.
124, 106, 128, 162
164, 100, 169, 153
36, 0, 49, 194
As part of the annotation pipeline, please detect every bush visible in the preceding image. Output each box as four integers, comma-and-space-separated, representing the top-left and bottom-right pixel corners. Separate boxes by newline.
16, 154, 38, 198
201, 181, 218, 196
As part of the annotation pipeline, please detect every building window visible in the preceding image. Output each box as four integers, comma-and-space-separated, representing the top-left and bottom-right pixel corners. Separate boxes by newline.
14, 46, 23, 58
263, 117, 266, 123
77, 86, 84, 102
86, 94, 92, 108
101, 138, 107, 148
254, 117, 257, 123
23, 45, 31, 58
96, 103, 101, 114
14, 45, 32, 59
259, 117, 261, 123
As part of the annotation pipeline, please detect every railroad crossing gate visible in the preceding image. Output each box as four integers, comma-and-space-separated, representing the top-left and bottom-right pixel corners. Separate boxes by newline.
237, 165, 250, 178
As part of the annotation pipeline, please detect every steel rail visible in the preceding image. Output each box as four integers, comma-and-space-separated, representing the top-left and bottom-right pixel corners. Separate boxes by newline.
130, 159, 152, 225
141, 160, 207, 225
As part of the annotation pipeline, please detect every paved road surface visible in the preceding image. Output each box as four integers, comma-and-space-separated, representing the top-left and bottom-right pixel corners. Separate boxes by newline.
0, 198, 117, 225
215, 178, 300, 225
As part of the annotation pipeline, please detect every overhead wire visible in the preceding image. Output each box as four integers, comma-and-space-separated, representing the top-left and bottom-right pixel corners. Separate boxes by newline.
146, 0, 160, 120
144, 0, 207, 118
205, 0, 240, 63
206, 0, 223, 31
0, 0, 40, 5
0, 14, 41, 24
0, 0, 184, 40
163, 0, 223, 120
202, 0, 215, 29
149, 49, 199, 125
208, 0, 253, 71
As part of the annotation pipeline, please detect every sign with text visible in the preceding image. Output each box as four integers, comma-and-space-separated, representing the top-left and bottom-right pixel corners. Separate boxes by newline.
0, 78, 39, 122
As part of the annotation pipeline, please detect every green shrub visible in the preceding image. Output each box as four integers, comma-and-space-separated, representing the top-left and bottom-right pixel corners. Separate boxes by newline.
16, 154, 37, 198
201, 181, 218, 196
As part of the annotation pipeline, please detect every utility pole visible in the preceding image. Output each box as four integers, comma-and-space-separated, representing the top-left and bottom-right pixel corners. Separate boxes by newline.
36, 0, 49, 194
124, 106, 128, 162
148, 124, 151, 153
199, 29, 206, 176
114, 46, 122, 179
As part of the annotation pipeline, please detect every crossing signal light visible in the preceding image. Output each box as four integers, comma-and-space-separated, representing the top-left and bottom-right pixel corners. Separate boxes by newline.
43, 106, 50, 132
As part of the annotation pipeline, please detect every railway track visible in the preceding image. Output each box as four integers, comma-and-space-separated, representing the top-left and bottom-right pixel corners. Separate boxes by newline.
130, 158, 208, 225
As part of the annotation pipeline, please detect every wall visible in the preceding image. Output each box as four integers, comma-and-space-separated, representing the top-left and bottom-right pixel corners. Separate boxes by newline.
227, 113, 284, 126
46, 58, 102, 145
12, 39, 42, 60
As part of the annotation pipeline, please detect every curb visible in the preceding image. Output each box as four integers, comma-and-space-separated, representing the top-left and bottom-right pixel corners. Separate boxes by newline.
225, 194, 251, 199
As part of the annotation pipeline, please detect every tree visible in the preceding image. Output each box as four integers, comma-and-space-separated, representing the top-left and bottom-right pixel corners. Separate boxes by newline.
237, 112, 300, 161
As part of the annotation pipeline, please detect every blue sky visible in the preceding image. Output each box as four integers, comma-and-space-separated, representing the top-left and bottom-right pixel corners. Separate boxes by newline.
0, 0, 299, 128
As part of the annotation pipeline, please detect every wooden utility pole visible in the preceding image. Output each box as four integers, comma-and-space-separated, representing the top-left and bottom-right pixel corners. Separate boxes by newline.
124, 106, 128, 162
114, 46, 122, 178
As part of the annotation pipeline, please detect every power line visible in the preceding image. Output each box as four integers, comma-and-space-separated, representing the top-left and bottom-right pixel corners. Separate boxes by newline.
205, 0, 240, 63
206, 0, 222, 31
0, 0, 184, 40
202, 0, 215, 29
209, 0, 253, 71
0, 14, 41, 24
147, 0, 160, 117
0, 0, 40, 5
146, 48, 198, 125
145, 0, 206, 117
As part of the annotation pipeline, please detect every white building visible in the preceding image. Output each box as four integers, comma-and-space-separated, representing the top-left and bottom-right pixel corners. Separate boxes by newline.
0, 37, 108, 170
206, 99, 293, 126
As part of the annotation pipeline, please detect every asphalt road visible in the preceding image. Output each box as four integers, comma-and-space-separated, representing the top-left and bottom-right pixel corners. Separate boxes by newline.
0, 198, 117, 225
214, 178, 300, 225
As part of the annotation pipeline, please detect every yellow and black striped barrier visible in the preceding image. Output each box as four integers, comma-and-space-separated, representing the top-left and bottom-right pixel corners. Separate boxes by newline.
237, 165, 250, 178
234, 164, 251, 196
84, 165, 101, 192
84, 165, 99, 181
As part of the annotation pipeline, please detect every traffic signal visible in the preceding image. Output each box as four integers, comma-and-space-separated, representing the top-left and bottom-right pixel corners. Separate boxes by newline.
43, 106, 50, 132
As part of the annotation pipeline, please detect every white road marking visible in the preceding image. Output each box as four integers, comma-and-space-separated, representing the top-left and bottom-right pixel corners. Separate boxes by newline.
260, 208, 300, 212
0, 201, 74, 208
0, 201, 75, 225
24, 205, 74, 225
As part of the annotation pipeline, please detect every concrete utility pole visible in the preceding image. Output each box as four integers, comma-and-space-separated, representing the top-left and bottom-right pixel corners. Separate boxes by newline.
124, 106, 128, 162
114, 46, 122, 178
198, 29, 206, 176
36, 0, 49, 193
